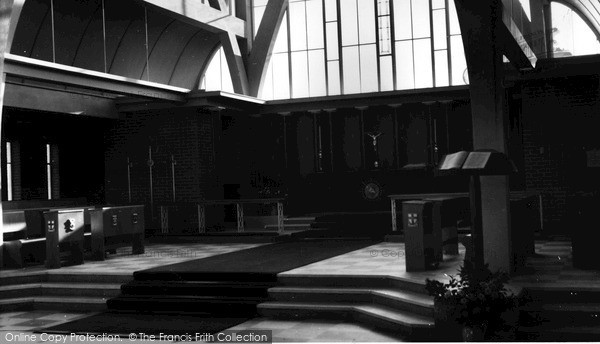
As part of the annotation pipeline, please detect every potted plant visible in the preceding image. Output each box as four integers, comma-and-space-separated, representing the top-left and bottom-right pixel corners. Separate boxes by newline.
425, 262, 519, 341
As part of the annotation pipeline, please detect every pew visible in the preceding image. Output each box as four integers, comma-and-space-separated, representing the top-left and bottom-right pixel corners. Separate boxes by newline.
90, 205, 145, 261
3, 207, 93, 268
44, 209, 85, 269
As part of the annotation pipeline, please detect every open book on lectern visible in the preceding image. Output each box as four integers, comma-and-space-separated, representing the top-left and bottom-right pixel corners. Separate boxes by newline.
438, 150, 515, 175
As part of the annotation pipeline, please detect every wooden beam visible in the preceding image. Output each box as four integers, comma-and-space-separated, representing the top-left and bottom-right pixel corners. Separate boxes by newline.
499, 22, 535, 70
0, 0, 15, 270
454, 0, 513, 273
220, 31, 250, 95
4, 82, 118, 118
139, 0, 246, 38
6, 0, 24, 52
247, 0, 289, 97
4, 54, 188, 102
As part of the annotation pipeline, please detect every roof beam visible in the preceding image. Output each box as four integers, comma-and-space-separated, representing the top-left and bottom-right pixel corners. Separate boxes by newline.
247, 0, 289, 97
139, 0, 246, 38
220, 31, 250, 95
498, 21, 535, 70
4, 54, 188, 102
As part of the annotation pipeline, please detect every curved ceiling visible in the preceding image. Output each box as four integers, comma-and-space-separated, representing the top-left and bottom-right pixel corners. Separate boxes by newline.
10, 0, 221, 89
561, 0, 600, 38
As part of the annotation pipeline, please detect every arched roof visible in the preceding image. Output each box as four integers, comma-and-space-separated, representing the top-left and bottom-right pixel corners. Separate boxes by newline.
10, 0, 221, 89
560, 0, 600, 39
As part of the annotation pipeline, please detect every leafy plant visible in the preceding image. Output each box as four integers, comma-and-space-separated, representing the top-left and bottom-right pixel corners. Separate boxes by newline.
426, 262, 519, 335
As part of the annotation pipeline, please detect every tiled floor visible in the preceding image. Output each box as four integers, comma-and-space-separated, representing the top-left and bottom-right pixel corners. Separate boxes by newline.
1, 239, 596, 343
0, 242, 265, 278
281, 242, 466, 284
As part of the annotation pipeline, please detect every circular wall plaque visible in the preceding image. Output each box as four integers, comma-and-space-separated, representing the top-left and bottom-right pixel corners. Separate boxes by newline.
363, 181, 381, 200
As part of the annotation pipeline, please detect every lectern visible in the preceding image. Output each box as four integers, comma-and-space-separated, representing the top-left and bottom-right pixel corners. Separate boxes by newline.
438, 150, 516, 269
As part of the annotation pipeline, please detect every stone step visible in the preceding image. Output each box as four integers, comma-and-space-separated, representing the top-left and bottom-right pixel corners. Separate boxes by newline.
523, 302, 600, 325
120, 280, 275, 297
46, 273, 132, 284
263, 224, 312, 230
268, 286, 433, 317
284, 217, 316, 225
277, 275, 427, 295
0, 296, 108, 312
518, 324, 600, 342
0, 282, 121, 299
257, 301, 434, 340
107, 295, 264, 315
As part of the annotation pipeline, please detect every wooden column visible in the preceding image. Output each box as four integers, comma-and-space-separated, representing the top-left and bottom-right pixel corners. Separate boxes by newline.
0, 0, 18, 269
455, 0, 513, 272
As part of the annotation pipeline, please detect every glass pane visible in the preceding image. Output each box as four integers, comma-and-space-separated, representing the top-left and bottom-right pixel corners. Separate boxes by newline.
273, 53, 291, 99
340, 0, 359, 46
291, 51, 310, 98
202, 47, 223, 91
327, 60, 341, 95
342, 46, 361, 94
326, 22, 340, 60
307, 0, 325, 49
433, 9, 447, 50
358, 0, 376, 44
448, 0, 461, 35
395, 40, 414, 90
273, 12, 289, 53
261, 59, 274, 100
378, 16, 392, 54
379, 55, 394, 91
290, 1, 307, 51
220, 48, 234, 93
378, 0, 390, 16
253, 6, 265, 36
413, 38, 433, 88
412, 0, 431, 39
519, 0, 531, 21
308, 49, 327, 97
254, 0, 268, 7
434, 49, 449, 87
325, 0, 337, 21
450, 35, 468, 85
432, 0, 445, 9
393, 0, 412, 41
360, 44, 378, 92
551, 2, 600, 57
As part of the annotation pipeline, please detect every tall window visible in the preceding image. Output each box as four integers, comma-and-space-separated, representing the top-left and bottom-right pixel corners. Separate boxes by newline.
46, 143, 52, 199
551, 2, 600, 57
6, 142, 12, 201
258, 0, 469, 100
199, 46, 234, 93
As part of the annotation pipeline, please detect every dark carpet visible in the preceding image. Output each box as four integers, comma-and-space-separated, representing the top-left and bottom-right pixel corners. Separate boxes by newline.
41, 239, 377, 335
40, 311, 250, 337
132, 239, 377, 282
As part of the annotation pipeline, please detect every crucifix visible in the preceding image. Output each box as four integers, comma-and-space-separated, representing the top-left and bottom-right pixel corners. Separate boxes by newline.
366, 132, 382, 168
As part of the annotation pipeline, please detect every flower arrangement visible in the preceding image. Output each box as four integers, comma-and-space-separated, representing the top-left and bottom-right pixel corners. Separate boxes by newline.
425, 262, 519, 339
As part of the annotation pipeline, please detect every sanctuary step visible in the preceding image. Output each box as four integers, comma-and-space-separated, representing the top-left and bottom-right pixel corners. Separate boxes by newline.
107, 240, 375, 317
0, 272, 130, 312
258, 274, 436, 341
291, 212, 392, 239
263, 216, 316, 231
517, 285, 600, 341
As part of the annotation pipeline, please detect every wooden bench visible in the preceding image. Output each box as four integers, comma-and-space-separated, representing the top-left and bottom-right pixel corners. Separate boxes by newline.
3, 207, 92, 268
89, 205, 145, 261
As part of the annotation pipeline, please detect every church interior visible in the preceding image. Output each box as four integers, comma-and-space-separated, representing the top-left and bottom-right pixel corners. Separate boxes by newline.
1, 0, 600, 342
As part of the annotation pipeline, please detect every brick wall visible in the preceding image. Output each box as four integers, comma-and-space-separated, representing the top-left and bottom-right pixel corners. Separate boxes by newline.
520, 75, 600, 232
104, 108, 219, 213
